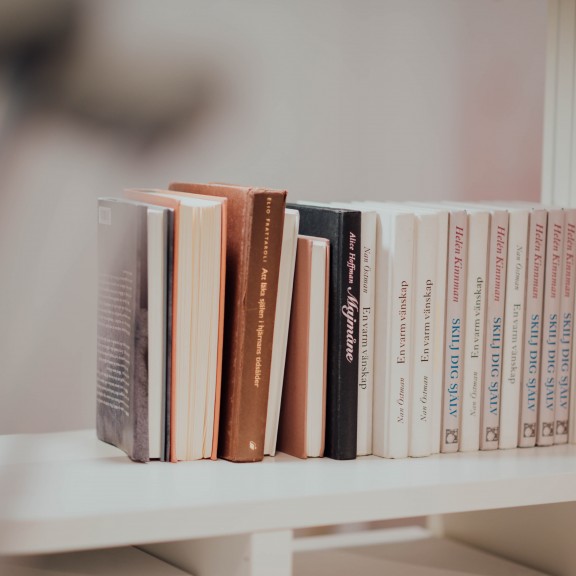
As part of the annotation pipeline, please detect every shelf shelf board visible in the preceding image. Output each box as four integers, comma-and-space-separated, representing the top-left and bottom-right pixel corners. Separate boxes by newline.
1, 430, 576, 555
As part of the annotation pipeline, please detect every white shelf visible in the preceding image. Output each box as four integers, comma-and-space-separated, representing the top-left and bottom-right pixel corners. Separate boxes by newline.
1, 430, 576, 556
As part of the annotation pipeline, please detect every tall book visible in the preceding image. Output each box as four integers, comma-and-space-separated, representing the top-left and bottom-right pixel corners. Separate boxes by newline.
277, 236, 329, 459
331, 203, 377, 456
555, 208, 576, 443
287, 203, 361, 460
96, 198, 171, 462
518, 208, 547, 447
441, 209, 468, 452
125, 188, 226, 461
497, 206, 529, 449
538, 208, 564, 446
264, 209, 300, 456
362, 203, 415, 459
442, 206, 489, 453
171, 183, 287, 462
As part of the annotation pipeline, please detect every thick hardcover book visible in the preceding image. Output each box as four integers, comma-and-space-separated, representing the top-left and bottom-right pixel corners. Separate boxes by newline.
96, 199, 151, 462
519, 208, 547, 447
277, 236, 329, 459
538, 208, 564, 446
555, 208, 576, 443
171, 183, 287, 462
264, 209, 300, 456
287, 203, 361, 460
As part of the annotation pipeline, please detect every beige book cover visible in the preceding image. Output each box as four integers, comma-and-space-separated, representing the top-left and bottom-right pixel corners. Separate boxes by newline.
277, 236, 329, 459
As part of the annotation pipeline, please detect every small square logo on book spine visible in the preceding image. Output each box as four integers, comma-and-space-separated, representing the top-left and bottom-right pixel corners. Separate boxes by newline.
445, 429, 458, 445
556, 420, 568, 435
523, 423, 536, 438
541, 422, 554, 437
485, 427, 499, 443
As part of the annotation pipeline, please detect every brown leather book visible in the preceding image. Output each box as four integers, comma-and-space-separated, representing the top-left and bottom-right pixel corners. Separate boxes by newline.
169, 182, 287, 462
278, 236, 329, 459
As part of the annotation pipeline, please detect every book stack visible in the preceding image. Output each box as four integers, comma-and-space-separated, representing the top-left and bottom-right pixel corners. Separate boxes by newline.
96, 192, 576, 462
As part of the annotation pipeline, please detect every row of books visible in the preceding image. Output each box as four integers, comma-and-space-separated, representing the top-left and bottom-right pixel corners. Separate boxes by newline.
96, 185, 576, 462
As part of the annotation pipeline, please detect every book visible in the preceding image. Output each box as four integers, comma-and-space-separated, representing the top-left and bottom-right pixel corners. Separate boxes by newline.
538, 208, 564, 446
458, 208, 489, 452
264, 209, 300, 456
171, 182, 287, 462
479, 208, 509, 450
440, 209, 468, 452
96, 198, 171, 463
287, 203, 361, 460
125, 189, 226, 461
497, 206, 530, 449
277, 236, 329, 459
298, 201, 377, 456
555, 208, 576, 443
519, 208, 547, 447
362, 203, 415, 459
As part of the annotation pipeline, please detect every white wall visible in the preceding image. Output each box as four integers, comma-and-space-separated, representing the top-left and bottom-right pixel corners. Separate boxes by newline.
0, 0, 547, 433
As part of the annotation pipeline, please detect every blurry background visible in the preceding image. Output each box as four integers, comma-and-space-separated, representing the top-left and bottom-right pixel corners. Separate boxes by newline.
0, 0, 546, 434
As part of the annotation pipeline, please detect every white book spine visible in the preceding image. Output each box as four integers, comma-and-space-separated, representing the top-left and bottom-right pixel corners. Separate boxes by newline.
264, 210, 299, 456
518, 210, 547, 447
537, 209, 564, 446
459, 211, 489, 452
372, 212, 392, 458
555, 209, 576, 444
357, 211, 377, 456
480, 210, 509, 451
431, 212, 449, 454
372, 211, 414, 458
441, 211, 467, 453
409, 214, 438, 457
499, 211, 529, 449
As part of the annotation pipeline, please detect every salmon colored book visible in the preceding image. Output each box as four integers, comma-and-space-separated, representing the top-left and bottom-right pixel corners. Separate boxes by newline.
125, 188, 227, 461
277, 236, 329, 459
170, 182, 287, 462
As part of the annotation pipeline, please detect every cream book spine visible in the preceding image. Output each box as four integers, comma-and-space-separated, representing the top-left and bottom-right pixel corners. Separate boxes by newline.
480, 209, 508, 450
555, 208, 576, 444
409, 212, 439, 457
441, 210, 467, 453
498, 209, 530, 449
371, 207, 415, 458
518, 208, 547, 447
431, 211, 449, 454
355, 210, 377, 456
459, 210, 489, 452
538, 208, 564, 446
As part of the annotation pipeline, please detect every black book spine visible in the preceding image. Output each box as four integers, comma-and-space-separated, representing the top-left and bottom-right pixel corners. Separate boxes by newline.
287, 204, 361, 459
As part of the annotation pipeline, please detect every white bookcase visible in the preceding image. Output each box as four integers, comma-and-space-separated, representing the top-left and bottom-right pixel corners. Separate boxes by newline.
2, 2, 576, 576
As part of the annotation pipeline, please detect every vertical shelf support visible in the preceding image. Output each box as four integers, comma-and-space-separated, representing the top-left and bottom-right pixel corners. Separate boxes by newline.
542, 0, 576, 206
142, 530, 293, 576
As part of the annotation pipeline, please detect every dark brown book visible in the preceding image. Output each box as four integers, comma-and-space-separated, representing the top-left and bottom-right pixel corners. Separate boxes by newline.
277, 236, 329, 459
169, 182, 287, 462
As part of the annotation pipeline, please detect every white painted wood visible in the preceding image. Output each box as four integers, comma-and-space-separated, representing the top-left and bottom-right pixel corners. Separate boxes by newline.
442, 504, 576, 576
542, 0, 576, 207
3, 431, 576, 555
143, 531, 292, 576
541, 0, 560, 205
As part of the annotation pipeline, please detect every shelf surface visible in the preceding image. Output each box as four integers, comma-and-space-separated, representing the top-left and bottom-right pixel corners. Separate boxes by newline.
1, 430, 576, 554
